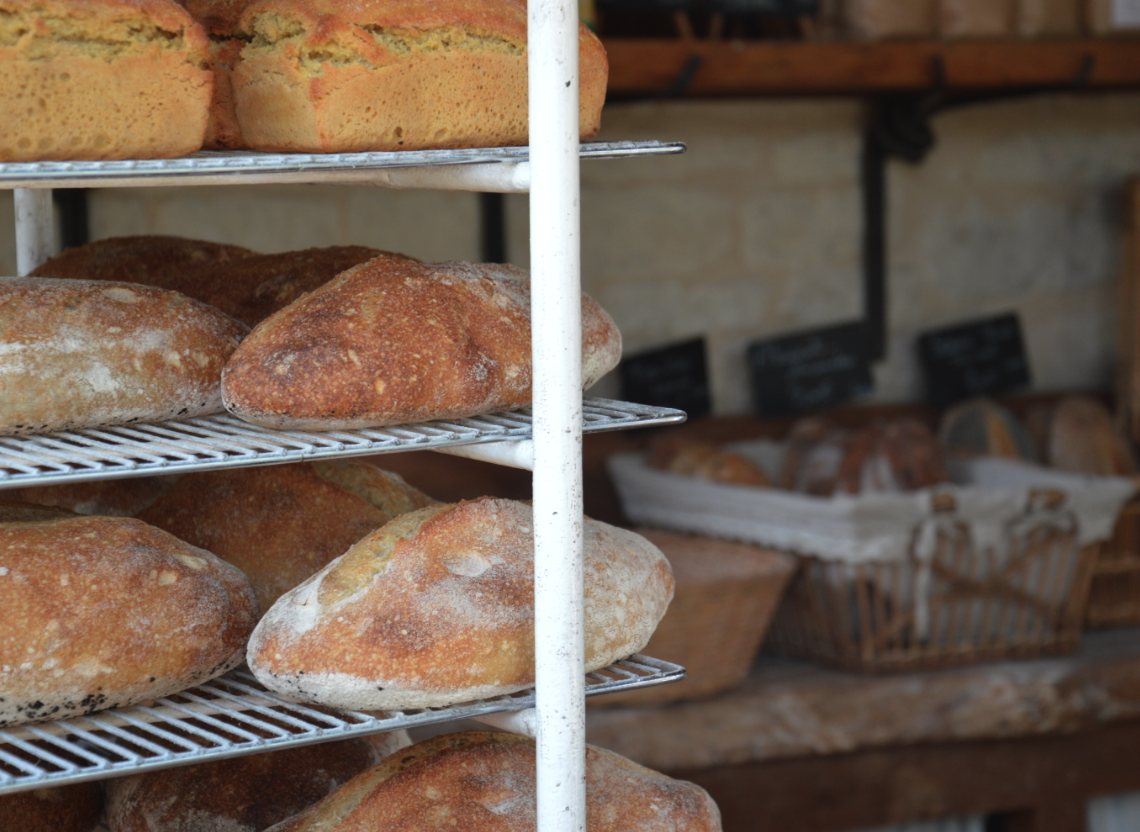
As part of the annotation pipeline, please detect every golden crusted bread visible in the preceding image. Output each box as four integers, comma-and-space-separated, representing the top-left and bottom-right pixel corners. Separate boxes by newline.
138, 460, 437, 611
0, 515, 258, 727
4, 475, 181, 517
248, 498, 673, 710
222, 258, 622, 430
648, 437, 771, 487
0, 277, 249, 436
176, 1, 256, 147
0, 782, 103, 832
230, 0, 608, 152
30, 235, 257, 287
264, 732, 721, 832
106, 733, 408, 832
1046, 396, 1137, 476
0, 0, 212, 161
939, 397, 1039, 461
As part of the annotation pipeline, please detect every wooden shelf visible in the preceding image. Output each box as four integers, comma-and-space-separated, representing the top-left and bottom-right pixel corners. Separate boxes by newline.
604, 37, 1140, 97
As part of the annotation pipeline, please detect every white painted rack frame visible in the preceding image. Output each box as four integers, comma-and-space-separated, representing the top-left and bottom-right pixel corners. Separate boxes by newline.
3, 38, 685, 832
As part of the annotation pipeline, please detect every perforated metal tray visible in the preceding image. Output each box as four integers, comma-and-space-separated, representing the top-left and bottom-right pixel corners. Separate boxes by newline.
0, 141, 685, 189
0, 399, 684, 489
0, 656, 684, 794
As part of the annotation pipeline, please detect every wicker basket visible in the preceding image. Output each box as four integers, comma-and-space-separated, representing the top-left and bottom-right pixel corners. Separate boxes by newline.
591, 530, 797, 706
767, 492, 1098, 673
1086, 498, 1140, 627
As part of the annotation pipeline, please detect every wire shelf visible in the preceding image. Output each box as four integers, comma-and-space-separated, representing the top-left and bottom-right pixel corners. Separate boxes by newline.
0, 141, 685, 189
0, 399, 684, 489
0, 655, 684, 795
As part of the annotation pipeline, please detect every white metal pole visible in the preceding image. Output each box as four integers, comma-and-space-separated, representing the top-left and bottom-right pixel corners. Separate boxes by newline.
529, 0, 585, 828
14, 188, 55, 275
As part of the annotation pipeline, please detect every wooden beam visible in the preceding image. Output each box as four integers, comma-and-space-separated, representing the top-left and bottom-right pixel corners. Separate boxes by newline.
604, 38, 1140, 97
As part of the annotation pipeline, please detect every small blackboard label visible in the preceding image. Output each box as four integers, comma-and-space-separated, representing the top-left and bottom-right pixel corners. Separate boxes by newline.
747, 321, 873, 419
918, 313, 1031, 408
620, 338, 711, 418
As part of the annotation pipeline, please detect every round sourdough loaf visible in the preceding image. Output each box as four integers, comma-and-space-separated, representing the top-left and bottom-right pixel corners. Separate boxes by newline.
0, 515, 258, 727
247, 498, 673, 710
6, 475, 181, 517
106, 732, 409, 832
264, 732, 721, 832
229, 0, 607, 153
221, 258, 622, 430
30, 236, 256, 286
0, 0, 213, 161
0, 277, 249, 436
0, 781, 103, 832
138, 460, 438, 612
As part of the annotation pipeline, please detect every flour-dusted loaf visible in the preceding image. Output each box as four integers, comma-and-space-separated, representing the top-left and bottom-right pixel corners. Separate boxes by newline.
264, 732, 721, 832
228, 0, 608, 153
0, 277, 249, 436
106, 733, 409, 832
939, 397, 1038, 461
0, 515, 258, 727
31, 235, 256, 287
0, 782, 103, 832
138, 460, 437, 611
248, 498, 672, 710
0, 0, 212, 161
222, 258, 622, 430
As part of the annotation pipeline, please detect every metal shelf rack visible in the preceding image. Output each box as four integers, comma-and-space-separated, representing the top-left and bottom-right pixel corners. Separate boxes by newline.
0, 656, 684, 796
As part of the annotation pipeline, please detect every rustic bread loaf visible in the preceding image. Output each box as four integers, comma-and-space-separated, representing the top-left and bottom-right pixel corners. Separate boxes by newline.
264, 732, 721, 832
0, 277, 248, 436
0, 497, 77, 522
648, 437, 771, 487
138, 460, 437, 611
163, 247, 415, 327
31, 235, 256, 287
6, 475, 181, 517
0, 0, 212, 161
177, 0, 255, 148
106, 733, 408, 832
222, 258, 622, 430
1045, 396, 1137, 476
227, 0, 607, 153
0, 515, 258, 727
939, 398, 1038, 461
0, 782, 103, 832
248, 498, 673, 710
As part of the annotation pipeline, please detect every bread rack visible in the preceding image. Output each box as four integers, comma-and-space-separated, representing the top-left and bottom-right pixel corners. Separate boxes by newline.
2, 9, 688, 827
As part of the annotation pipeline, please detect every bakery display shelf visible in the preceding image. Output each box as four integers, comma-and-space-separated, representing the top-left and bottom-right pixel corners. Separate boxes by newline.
0, 655, 685, 795
0, 141, 686, 189
0, 398, 685, 489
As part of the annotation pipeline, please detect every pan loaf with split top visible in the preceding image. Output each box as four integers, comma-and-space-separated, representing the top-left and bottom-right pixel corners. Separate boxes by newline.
263, 732, 721, 832
0, 515, 258, 727
0, 277, 248, 437
0, 0, 212, 161
222, 258, 622, 430
247, 498, 673, 710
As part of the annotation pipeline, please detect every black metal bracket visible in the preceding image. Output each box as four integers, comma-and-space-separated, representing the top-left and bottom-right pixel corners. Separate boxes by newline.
860, 54, 1095, 361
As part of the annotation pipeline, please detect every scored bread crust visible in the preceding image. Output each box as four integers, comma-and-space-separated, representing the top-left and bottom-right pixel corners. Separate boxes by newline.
265, 732, 722, 832
106, 733, 407, 832
0, 516, 258, 727
0, 0, 212, 161
0, 277, 249, 436
177, 0, 255, 148
231, 0, 607, 153
222, 258, 622, 430
247, 498, 673, 710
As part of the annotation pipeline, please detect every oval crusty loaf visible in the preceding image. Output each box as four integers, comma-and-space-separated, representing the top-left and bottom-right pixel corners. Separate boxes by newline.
230, 0, 607, 153
30, 235, 256, 286
0, 782, 103, 832
248, 498, 673, 710
0, 515, 258, 727
138, 460, 437, 612
106, 732, 409, 832
222, 258, 622, 430
0, 0, 212, 161
264, 732, 722, 832
6, 475, 181, 517
0, 277, 249, 436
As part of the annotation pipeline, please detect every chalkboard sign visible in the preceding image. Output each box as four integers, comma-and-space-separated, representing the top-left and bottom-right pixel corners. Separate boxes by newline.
747, 321, 873, 419
918, 313, 1031, 408
620, 338, 711, 418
